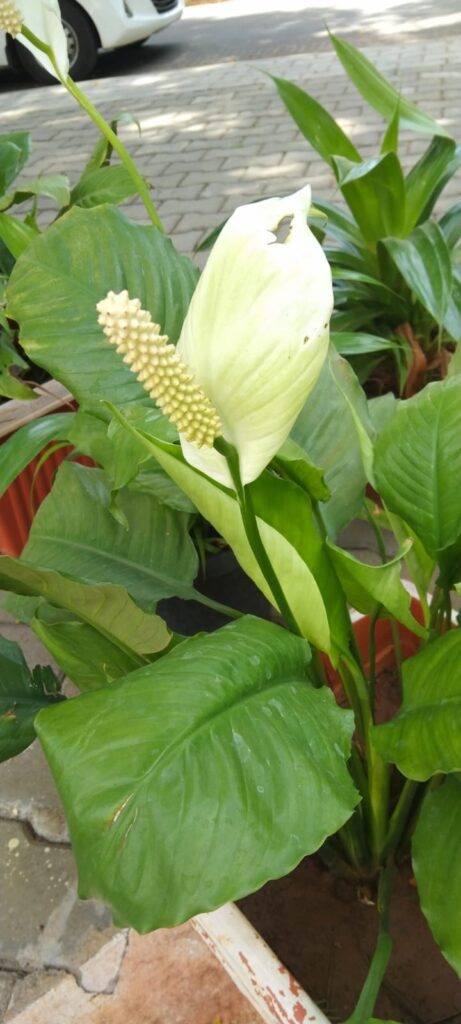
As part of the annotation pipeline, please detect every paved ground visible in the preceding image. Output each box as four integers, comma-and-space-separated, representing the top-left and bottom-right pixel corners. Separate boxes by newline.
1, 0, 460, 85
0, 2, 460, 1019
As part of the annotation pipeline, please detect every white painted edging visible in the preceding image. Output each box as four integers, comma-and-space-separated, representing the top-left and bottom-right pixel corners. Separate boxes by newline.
193, 902, 331, 1024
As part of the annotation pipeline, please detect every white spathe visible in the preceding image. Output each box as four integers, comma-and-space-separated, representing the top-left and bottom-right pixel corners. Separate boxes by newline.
177, 185, 333, 488
18, 0, 69, 80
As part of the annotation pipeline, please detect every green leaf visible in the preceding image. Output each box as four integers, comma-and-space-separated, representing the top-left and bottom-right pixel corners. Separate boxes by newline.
0, 413, 75, 498
313, 199, 364, 248
374, 379, 461, 557
0, 555, 170, 660
70, 166, 138, 209
332, 332, 397, 356
0, 212, 38, 259
383, 222, 452, 326
67, 408, 194, 512
418, 143, 461, 222
272, 438, 330, 502
0, 633, 62, 762
36, 616, 358, 930
7, 206, 198, 410
327, 541, 426, 637
0, 174, 71, 212
292, 348, 370, 537
270, 74, 361, 168
0, 371, 35, 401
82, 112, 141, 175
380, 102, 400, 154
32, 604, 140, 692
404, 136, 456, 232
21, 462, 199, 607
333, 154, 406, 245
373, 630, 461, 779
108, 406, 350, 659
412, 776, 461, 976
440, 201, 461, 250
0, 132, 31, 193
329, 33, 450, 137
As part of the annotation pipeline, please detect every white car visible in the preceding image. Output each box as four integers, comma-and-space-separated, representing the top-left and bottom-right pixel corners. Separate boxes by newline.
1, 0, 184, 83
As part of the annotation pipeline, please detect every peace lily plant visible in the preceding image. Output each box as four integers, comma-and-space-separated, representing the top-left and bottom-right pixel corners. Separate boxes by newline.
1, 6, 461, 1024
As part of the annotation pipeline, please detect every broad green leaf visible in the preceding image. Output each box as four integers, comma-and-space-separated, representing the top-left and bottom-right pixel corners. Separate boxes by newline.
0, 555, 170, 659
36, 616, 358, 930
108, 406, 351, 658
0, 634, 62, 762
327, 541, 426, 637
332, 332, 397, 357
0, 174, 71, 212
333, 154, 406, 245
32, 605, 140, 692
367, 393, 398, 433
0, 413, 75, 498
272, 438, 330, 502
70, 165, 138, 208
374, 379, 461, 557
292, 348, 370, 537
413, 776, 461, 976
444, 276, 461, 343
373, 629, 461, 779
0, 132, 31, 193
270, 74, 361, 168
385, 510, 433, 621
67, 409, 193, 512
404, 136, 456, 232
418, 143, 461, 221
440, 201, 461, 249
7, 206, 199, 409
330, 33, 450, 137
0, 212, 37, 259
383, 223, 452, 326
21, 462, 198, 607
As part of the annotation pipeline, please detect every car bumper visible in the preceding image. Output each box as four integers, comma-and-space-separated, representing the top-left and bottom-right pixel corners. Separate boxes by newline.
98, 0, 184, 50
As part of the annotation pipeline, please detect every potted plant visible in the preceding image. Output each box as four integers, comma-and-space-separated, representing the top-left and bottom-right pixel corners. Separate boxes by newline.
196, 33, 461, 397
2, 7, 461, 1021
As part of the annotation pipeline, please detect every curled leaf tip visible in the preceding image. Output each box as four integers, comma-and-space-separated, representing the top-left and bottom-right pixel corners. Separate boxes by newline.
97, 290, 222, 449
0, 0, 23, 35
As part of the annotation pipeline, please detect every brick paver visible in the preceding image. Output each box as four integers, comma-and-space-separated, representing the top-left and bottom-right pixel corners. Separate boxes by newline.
1, 38, 460, 259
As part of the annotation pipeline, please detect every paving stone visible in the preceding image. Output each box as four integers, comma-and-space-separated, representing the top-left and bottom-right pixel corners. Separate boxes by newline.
0, 971, 17, 1018
0, 820, 115, 979
8, 926, 262, 1024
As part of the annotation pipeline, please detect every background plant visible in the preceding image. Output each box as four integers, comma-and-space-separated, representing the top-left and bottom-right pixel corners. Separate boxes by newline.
269, 33, 461, 395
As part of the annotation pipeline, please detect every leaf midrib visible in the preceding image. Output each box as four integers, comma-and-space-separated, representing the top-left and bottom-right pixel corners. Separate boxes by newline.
28, 533, 195, 595
106, 671, 315, 832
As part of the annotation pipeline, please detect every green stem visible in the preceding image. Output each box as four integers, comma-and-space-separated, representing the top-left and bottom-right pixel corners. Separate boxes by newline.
368, 606, 381, 712
363, 500, 387, 563
390, 618, 403, 689
21, 27, 164, 231
444, 588, 453, 630
381, 778, 419, 861
192, 590, 243, 621
217, 439, 302, 637
343, 865, 394, 1024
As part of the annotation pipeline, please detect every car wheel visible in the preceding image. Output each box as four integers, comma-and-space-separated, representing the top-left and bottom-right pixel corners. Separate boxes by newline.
14, 0, 99, 84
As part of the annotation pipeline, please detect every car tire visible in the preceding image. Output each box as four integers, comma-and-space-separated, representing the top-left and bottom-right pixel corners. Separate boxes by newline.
14, 0, 99, 84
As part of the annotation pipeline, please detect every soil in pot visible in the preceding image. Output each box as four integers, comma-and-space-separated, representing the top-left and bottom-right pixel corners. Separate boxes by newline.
158, 549, 275, 635
240, 855, 461, 1024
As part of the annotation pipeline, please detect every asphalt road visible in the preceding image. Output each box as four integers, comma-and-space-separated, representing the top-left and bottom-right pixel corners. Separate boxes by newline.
0, 0, 460, 90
